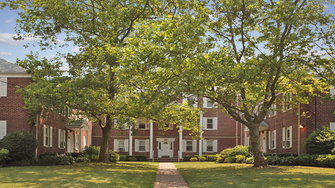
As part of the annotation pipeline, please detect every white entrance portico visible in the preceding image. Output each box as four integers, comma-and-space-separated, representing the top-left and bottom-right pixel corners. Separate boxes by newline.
157, 138, 175, 158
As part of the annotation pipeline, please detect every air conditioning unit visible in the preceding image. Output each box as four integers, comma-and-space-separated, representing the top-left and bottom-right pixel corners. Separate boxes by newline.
282, 140, 290, 148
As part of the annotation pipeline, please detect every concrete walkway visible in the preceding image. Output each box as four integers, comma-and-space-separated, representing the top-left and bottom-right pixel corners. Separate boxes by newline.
154, 163, 189, 188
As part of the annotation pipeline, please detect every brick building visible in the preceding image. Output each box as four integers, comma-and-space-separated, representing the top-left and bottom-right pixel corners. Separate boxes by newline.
0, 58, 91, 156
92, 97, 243, 161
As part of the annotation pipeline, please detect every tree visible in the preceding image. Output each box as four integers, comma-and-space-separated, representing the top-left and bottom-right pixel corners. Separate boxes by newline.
127, 0, 333, 167
305, 126, 335, 154
3, 0, 200, 162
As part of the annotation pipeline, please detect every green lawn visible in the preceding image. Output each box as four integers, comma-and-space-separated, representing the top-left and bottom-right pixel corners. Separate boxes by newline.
175, 162, 335, 188
0, 162, 158, 188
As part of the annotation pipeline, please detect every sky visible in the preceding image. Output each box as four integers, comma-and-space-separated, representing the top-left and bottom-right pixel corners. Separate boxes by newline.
0, 2, 335, 64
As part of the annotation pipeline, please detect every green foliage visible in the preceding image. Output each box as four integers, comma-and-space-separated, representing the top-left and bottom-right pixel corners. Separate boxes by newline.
305, 126, 335, 154
235, 155, 247, 163
0, 131, 36, 161
245, 157, 254, 164
38, 152, 75, 166
127, 156, 137, 161
0, 148, 9, 164
266, 154, 335, 168
108, 151, 120, 163
190, 157, 198, 162
75, 156, 90, 163
204, 154, 218, 162
83, 146, 100, 161
198, 156, 206, 162
217, 145, 250, 163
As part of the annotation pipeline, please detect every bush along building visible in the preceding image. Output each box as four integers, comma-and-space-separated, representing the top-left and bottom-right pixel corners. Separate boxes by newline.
0, 58, 92, 157
92, 97, 243, 161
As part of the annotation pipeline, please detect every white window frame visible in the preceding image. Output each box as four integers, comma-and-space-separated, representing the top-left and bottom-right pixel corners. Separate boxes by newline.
0, 77, 8, 97
182, 140, 197, 153
114, 139, 129, 152
203, 140, 218, 153
0, 120, 7, 140
244, 127, 250, 146
330, 122, 335, 131
282, 126, 292, 148
135, 118, 149, 130
43, 125, 53, 147
58, 129, 66, 149
134, 139, 149, 152
268, 130, 276, 150
203, 117, 218, 130
283, 93, 292, 112
268, 104, 277, 117
203, 97, 217, 108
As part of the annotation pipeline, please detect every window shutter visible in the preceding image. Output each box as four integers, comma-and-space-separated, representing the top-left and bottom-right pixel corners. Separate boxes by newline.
114, 139, 118, 152
0, 77, 7, 97
282, 127, 285, 141
213, 118, 218, 130
145, 139, 149, 152
274, 130, 277, 149
50, 126, 53, 147
213, 140, 218, 152
0, 120, 6, 139
192, 140, 197, 152
203, 140, 207, 152
202, 117, 207, 129
58, 129, 61, 148
125, 139, 129, 152
145, 121, 149, 130
182, 140, 186, 152
43, 125, 47, 147
134, 139, 139, 152
289, 126, 292, 147
268, 131, 271, 149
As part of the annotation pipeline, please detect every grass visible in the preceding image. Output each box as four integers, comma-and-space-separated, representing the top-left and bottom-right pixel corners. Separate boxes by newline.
0, 162, 158, 188
175, 162, 335, 188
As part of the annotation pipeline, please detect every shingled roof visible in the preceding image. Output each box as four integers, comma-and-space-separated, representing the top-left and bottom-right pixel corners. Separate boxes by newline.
0, 58, 26, 74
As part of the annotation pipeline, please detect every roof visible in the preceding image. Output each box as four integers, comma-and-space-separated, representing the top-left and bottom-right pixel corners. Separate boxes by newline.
0, 58, 26, 74
65, 120, 88, 129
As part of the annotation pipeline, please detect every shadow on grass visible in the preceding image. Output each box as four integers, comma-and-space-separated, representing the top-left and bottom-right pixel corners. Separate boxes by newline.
0, 162, 159, 188
175, 162, 335, 188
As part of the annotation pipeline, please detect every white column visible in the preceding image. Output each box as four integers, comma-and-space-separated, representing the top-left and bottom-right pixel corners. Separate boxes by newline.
150, 120, 154, 159
129, 125, 133, 156
179, 125, 183, 160
79, 127, 82, 152
199, 112, 203, 156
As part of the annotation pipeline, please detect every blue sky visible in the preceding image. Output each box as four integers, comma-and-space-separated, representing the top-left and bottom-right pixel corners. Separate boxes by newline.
0, 2, 334, 64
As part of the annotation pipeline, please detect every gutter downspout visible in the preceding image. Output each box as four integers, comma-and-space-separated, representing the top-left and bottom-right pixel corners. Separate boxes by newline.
35, 114, 39, 160
298, 102, 301, 155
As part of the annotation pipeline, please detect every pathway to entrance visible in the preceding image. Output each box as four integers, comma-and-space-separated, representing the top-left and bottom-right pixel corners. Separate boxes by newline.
154, 163, 189, 188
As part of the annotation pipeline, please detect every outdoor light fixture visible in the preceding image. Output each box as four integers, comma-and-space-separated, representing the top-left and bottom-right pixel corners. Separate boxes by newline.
299, 124, 304, 129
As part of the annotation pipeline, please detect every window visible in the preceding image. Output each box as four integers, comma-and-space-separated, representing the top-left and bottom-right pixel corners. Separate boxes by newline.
268, 104, 277, 117
282, 126, 292, 148
159, 124, 173, 130
203, 117, 217, 130
75, 134, 80, 150
58, 129, 66, 149
139, 140, 146, 151
136, 118, 148, 130
268, 130, 276, 149
207, 140, 213, 152
186, 141, 193, 152
43, 125, 53, 147
0, 77, 7, 97
135, 139, 148, 152
203, 97, 216, 108
118, 140, 125, 152
330, 122, 335, 131
182, 95, 198, 107
283, 93, 292, 112
0, 120, 6, 140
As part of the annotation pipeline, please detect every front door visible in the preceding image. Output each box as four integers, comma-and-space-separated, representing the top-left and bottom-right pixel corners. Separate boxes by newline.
260, 132, 267, 153
158, 141, 173, 158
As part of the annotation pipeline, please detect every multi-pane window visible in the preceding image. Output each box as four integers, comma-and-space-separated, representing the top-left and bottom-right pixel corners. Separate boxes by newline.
207, 119, 213, 129
58, 129, 66, 149
0, 120, 6, 140
186, 141, 193, 152
139, 140, 146, 151
269, 130, 276, 149
43, 125, 53, 147
203, 117, 217, 130
207, 140, 214, 152
283, 93, 292, 112
268, 104, 277, 117
282, 126, 292, 148
118, 140, 125, 152
136, 118, 148, 129
203, 97, 216, 108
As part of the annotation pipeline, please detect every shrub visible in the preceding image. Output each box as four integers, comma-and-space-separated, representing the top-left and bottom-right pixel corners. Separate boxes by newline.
183, 155, 193, 161
83, 146, 100, 161
133, 155, 147, 161
218, 145, 250, 163
38, 152, 59, 166
58, 155, 75, 165
198, 156, 206, 162
119, 155, 128, 161
305, 126, 335, 154
0, 131, 36, 161
216, 157, 225, 163
128, 156, 137, 161
75, 156, 90, 163
224, 156, 235, 163
316, 155, 335, 168
245, 156, 254, 164
190, 157, 198, 161
67, 152, 85, 159
204, 154, 218, 161
0, 148, 9, 164
235, 155, 246, 163
108, 151, 120, 162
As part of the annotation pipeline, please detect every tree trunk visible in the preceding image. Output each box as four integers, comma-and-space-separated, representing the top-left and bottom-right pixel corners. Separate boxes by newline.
249, 124, 267, 168
98, 123, 112, 162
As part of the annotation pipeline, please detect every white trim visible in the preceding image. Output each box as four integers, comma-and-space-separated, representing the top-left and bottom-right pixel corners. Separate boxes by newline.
330, 122, 335, 131
0, 77, 7, 97
156, 138, 175, 142
0, 120, 7, 139
0, 74, 31, 78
